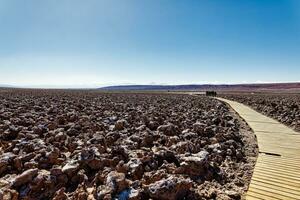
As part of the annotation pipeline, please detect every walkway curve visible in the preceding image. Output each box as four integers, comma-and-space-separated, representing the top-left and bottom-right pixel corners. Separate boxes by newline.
217, 97, 300, 200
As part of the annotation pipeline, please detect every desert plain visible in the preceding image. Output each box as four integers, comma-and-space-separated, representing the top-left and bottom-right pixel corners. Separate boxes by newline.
0, 89, 299, 200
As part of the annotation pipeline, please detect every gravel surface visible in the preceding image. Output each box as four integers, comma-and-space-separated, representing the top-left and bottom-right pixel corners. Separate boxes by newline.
0, 89, 257, 200
221, 93, 300, 132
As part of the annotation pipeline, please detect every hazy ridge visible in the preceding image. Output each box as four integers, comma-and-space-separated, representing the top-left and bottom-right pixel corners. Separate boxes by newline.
100, 82, 300, 91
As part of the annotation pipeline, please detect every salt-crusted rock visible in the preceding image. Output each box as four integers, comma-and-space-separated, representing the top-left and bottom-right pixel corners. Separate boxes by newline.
106, 171, 130, 193
80, 147, 104, 170
146, 176, 193, 200
52, 187, 68, 200
0, 188, 19, 200
62, 160, 79, 176
176, 150, 209, 176
114, 119, 128, 131
127, 158, 144, 180
157, 123, 179, 136
0, 153, 16, 175
0, 91, 253, 199
117, 188, 142, 200
12, 168, 38, 187
147, 121, 159, 131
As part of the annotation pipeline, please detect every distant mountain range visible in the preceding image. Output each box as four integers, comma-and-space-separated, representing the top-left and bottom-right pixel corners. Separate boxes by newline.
1, 82, 299, 91
100, 82, 300, 91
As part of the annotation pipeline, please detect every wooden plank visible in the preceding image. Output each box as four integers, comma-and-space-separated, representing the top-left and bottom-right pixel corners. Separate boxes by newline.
216, 98, 300, 200
248, 187, 297, 200
252, 171, 300, 185
254, 166, 300, 176
252, 176, 300, 188
249, 184, 300, 199
246, 191, 281, 200
257, 160, 300, 168
250, 180, 300, 196
258, 156, 300, 163
255, 162, 300, 172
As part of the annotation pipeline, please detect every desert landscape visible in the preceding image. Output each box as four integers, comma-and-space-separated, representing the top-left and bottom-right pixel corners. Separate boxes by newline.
0, 89, 260, 200
1, 1, 300, 199
1, 89, 300, 200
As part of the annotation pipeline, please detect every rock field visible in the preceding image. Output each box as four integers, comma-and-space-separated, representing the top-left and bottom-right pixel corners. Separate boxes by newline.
221, 93, 300, 132
0, 89, 257, 200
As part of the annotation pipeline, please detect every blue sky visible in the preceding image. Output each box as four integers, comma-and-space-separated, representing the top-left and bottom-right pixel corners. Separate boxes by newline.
0, 0, 300, 88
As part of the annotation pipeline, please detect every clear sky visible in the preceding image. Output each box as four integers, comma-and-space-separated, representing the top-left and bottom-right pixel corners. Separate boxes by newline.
0, 0, 300, 88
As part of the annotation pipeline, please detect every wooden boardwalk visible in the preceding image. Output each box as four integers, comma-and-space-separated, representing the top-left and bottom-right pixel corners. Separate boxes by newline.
217, 98, 300, 200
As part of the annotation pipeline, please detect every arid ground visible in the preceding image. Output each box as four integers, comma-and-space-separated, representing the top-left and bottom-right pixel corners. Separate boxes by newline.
0, 89, 260, 200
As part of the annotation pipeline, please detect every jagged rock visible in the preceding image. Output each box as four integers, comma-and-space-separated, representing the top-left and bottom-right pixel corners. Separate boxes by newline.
170, 141, 196, 154
62, 160, 79, 176
225, 190, 241, 199
182, 132, 197, 140
157, 123, 179, 136
73, 184, 89, 200
142, 169, 167, 185
114, 119, 128, 131
66, 127, 80, 136
140, 131, 156, 147
96, 185, 112, 199
0, 153, 16, 175
29, 170, 55, 198
12, 168, 38, 187
0, 90, 255, 199
146, 176, 193, 200
147, 121, 159, 131
154, 149, 180, 167
0, 188, 19, 200
32, 124, 47, 135
117, 188, 141, 200
13, 157, 22, 172
106, 171, 130, 193
166, 136, 180, 146
176, 151, 209, 176
54, 132, 67, 141
193, 122, 206, 134
50, 167, 63, 176
127, 188, 141, 200
80, 147, 104, 170
52, 187, 68, 200
105, 132, 121, 146
127, 158, 143, 180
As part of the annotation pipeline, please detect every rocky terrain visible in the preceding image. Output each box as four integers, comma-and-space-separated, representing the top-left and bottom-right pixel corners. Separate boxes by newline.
221, 93, 300, 132
0, 89, 257, 200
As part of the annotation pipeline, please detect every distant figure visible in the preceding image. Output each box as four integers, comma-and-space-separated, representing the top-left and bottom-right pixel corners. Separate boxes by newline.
206, 91, 217, 97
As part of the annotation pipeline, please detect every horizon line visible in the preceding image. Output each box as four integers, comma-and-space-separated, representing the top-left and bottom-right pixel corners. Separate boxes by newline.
1, 81, 300, 89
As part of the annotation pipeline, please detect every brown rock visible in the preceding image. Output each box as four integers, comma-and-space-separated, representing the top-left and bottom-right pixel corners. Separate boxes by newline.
176, 150, 209, 176
127, 158, 143, 180
146, 176, 192, 200
52, 187, 68, 200
192, 122, 205, 134
114, 119, 128, 131
157, 123, 179, 136
0, 189, 19, 200
106, 171, 129, 193
62, 160, 79, 176
0, 153, 16, 175
12, 168, 38, 187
